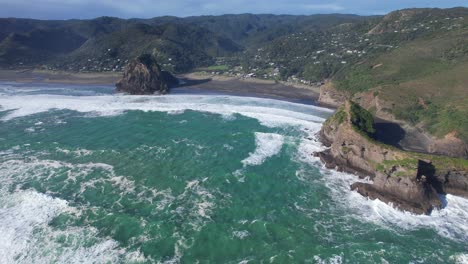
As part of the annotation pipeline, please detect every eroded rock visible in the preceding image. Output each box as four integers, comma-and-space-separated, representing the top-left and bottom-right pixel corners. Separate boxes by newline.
116, 54, 178, 95
316, 100, 468, 215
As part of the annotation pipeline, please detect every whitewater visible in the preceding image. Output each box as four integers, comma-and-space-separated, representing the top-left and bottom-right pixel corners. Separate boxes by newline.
0, 82, 466, 263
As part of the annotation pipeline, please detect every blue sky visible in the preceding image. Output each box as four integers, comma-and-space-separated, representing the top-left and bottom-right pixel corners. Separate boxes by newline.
0, 0, 466, 19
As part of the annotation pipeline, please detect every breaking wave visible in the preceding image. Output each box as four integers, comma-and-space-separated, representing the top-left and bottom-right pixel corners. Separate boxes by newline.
1, 83, 467, 261
241, 132, 284, 166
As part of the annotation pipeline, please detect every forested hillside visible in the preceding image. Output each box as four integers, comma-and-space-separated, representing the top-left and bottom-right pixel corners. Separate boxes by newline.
0, 7, 467, 154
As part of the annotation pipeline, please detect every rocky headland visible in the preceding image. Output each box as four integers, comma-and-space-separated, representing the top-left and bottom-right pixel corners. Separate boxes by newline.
116, 54, 178, 95
318, 85, 468, 158
316, 100, 468, 215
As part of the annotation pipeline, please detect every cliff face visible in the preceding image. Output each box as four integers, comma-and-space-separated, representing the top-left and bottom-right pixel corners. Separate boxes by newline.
318, 85, 468, 158
317, 100, 468, 215
116, 54, 178, 95
318, 83, 347, 108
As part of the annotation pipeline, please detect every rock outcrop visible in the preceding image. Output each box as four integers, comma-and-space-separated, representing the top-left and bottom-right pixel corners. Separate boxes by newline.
318, 85, 468, 158
116, 54, 178, 95
318, 83, 348, 108
316, 100, 468, 214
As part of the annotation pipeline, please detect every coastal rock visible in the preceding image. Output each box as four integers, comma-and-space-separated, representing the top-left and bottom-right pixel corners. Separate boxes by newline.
428, 132, 468, 159
434, 169, 468, 199
321, 86, 467, 158
318, 83, 349, 108
316, 100, 468, 214
350, 175, 441, 215
116, 54, 178, 95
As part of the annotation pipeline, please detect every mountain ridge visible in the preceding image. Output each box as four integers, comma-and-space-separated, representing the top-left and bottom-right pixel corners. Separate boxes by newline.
0, 7, 467, 157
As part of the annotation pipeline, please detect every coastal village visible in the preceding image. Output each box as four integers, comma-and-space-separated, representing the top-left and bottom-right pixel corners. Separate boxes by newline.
0, 5, 467, 263
9, 14, 464, 89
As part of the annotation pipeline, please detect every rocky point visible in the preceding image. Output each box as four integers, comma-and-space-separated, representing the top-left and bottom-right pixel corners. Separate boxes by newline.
316, 100, 468, 215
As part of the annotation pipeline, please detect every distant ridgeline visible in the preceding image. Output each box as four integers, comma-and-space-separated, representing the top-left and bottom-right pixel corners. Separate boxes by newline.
0, 7, 467, 155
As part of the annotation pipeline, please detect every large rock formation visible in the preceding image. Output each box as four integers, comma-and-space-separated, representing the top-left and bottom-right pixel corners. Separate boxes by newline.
316, 100, 468, 215
116, 54, 178, 95
318, 85, 468, 158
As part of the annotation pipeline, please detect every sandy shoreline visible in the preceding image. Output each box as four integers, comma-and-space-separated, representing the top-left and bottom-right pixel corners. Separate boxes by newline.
182, 72, 321, 92
0, 69, 438, 156
0, 69, 121, 85
177, 72, 321, 104
0, 69, 322, 104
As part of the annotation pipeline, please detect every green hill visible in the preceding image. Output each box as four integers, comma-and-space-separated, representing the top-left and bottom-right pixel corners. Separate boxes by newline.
332, 8, 468, 144
0, 8, 467, 155
0, 13, 375, 72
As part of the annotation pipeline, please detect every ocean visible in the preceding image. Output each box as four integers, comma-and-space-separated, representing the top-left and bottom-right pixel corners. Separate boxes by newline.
0, 82, 467, 263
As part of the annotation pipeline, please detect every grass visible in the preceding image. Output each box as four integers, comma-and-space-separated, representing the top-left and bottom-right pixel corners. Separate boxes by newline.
325, 100, 468, 176
334, 28, 468, 141
324, 105, 347, 128
415, 153, 468, 171
197, 65, 230, 71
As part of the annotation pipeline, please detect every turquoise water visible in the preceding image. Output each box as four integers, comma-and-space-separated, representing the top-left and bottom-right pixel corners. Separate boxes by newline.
0, 82, 467, 263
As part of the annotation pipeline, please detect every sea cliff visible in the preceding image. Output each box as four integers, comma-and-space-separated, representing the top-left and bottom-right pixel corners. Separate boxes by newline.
316, 100, 468, 214
318, 85, 468, 158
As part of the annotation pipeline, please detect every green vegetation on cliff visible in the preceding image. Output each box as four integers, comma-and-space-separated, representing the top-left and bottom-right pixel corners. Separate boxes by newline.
349, 101, 375, 136
325, 100, 468, 175
331, 9, 468, 142
0, 8, 467, 147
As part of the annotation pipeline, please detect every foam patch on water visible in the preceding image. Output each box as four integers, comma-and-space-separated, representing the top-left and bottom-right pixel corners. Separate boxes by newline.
451, 254, 468, 264
0, 190, 144, 263
232, 230, 250, 239
293, 133, 468, 243
0, 93, 332, 132
177, 179, 216, 229
2, 84, 467, 259
313, 254, 343, 264
56, 147, 94, 157
0, 156, 209, 261
319, 160, 468, 243
0, 156, 184, 262
241, 132, 284, 166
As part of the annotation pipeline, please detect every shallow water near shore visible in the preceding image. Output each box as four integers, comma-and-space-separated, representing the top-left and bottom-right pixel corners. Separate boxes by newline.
0, 82, 467, 263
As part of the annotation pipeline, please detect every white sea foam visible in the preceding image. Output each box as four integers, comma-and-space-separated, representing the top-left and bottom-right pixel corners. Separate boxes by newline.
241, 132, 285, 166
0, 94, 331, 131
232, 230, 250, 239
2, 84, 467, 258
0, 190, 143, 264
56, 147, 93, 157
182, 179, 215, 222
314, 255, 343, 264
451, 254, 468, 264
318, 161, 468, 242
293, 132, 468, 243
313, 254, 343, 264
0, 156, 182, 263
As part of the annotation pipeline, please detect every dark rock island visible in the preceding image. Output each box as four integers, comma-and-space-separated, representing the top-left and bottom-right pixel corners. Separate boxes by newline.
316, 100, 468, 215
116, 54, 178, 95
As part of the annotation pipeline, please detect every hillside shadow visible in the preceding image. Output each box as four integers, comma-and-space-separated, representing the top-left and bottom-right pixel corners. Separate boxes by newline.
373, 119, 406, 148
176, 77, 212, 87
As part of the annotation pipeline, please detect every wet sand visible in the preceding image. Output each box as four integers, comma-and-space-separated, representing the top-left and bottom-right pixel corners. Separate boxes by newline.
0, 69, 120, 85
0, 69, 321, 104
0, 69, 442, 156
176, 73, 321, 104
